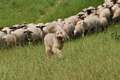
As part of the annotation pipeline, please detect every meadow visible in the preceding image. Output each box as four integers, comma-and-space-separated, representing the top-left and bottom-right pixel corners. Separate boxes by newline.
0, 0, 120, 80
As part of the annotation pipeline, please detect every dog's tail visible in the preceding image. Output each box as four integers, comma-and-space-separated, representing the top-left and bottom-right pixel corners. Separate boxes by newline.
46, 24, 56, 33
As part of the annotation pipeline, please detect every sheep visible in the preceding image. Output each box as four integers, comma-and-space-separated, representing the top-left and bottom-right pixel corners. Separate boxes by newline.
80, 17, 98, 34
53, 19, 64, 24
80, 9, 101, 33
26, 23, 38, 28
112, 8, 120, 21
117, 0, 120, 3
77, 12, 86, 16
111, 3, 120, 13
111, 0, 118, 4
74, 20, 85, 37
104, 0, 111, 3
88, 6, 96, 10
3, 34, 16, 47
103, 0, 114, 6
77, 12, 87, 20
2, 27, 11, 34
63, 15, 79, 25
62, 22, 75, 38
37, 23, 45, 27
11, 28, 26, 45
24, 26, 44, 43
0, 31, 6, 47
83, 8, 99, 18
100, 17, 108, 30
12, 24, 23, 29
97, 5, 111, 21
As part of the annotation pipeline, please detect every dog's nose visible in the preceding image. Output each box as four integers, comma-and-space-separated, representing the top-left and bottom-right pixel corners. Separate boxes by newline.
58, 36, 61, 38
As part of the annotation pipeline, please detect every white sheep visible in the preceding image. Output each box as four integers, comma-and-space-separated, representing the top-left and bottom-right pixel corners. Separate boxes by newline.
2, 27, 11, 34
3, 34, 16, 47
80, 17, 97, 34
0, 31, 6, 47
25, 26, 44, 43
11, 28, 26, 45
117, 0, 120, 3
112, 3, 120, 13
97, 5, 111, 20
112, 8, 120, 21
62, 22, 75, 38
63, 15, 79, 25
103, 0, 114, 6
74, 20, 85, 37
100, 17, 108, 30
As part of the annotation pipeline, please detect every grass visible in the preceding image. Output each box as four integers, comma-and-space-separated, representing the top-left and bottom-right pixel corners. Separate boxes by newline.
35, 0, 103, 23
0, 0, 120, 80
0, 0, 57, 27
0, 23, 119, 80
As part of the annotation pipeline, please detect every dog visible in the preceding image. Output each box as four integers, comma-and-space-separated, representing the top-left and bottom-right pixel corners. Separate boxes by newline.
44, 29, 67, 58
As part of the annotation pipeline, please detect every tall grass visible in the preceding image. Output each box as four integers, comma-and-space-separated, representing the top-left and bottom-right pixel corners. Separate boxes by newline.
0, 23, 120, 79
0, 0, 120, 80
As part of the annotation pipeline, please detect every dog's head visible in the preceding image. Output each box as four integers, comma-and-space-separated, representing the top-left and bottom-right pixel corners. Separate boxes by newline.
55, 29, 67, 42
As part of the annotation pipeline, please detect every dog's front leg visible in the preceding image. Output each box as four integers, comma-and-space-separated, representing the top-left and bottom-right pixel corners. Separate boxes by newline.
52, 48, 63, 58
45, 47, 52, 59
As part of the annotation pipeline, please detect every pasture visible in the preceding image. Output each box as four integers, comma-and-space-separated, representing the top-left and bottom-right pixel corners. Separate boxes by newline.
0, 0, 120, 80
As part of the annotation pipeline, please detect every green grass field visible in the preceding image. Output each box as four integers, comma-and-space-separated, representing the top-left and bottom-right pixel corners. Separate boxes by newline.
0, 0, 120, 80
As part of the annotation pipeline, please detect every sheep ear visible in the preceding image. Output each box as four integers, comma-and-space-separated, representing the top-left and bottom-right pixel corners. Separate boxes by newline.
101, 5, 104, 7
36, 26, 41, 28
55, 20, 58, 21
41, 26, 46, 28
30, 31, 33, 33
94, 8, 97, 10
62, 19, 64, 21
2, 30, 7, 34
36, 26, 45, 31
10, 27, 17, 30
0, 27, 4, 30
41, 26, 45, 29
24, 31, 27, 33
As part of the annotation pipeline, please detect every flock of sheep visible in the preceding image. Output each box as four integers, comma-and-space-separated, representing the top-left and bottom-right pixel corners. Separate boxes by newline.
0, 0, 120, 48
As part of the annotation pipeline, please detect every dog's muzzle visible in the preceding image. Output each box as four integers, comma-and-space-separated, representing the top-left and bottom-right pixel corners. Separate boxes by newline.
57, 36, 65, 42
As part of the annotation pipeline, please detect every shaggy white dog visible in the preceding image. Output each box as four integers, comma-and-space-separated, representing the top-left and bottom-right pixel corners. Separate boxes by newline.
44, 29, 67, 58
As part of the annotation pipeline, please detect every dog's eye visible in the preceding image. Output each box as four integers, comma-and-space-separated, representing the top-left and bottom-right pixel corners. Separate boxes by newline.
57, 33, 59, 35
60, 32, 62, 34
